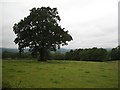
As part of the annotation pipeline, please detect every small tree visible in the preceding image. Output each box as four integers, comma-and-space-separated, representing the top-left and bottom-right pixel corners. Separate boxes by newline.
13, 7, 73, 61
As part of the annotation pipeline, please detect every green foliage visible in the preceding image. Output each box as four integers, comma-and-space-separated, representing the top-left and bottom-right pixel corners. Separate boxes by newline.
3, 60, 118, 88
2, 46, 120, 61
2, 51, 32, 59
13, 7, 72, 61
2, 50, 65, 60
110, 45, 120, 60
50, 52, 65, 60
65, 47, 108, 61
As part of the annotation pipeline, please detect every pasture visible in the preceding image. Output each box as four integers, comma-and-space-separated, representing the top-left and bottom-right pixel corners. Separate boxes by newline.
2, 60, 118, 88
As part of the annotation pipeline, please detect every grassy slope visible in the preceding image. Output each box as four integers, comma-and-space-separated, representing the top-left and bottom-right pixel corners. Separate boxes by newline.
2, 60, 118, 88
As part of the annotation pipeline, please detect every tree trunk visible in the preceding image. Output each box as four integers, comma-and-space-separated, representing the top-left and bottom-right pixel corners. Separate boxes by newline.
38, 48, 47, 62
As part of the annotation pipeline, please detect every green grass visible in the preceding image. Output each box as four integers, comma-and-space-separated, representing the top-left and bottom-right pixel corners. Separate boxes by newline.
0, 60, 2, 89
2, 60, 118, 88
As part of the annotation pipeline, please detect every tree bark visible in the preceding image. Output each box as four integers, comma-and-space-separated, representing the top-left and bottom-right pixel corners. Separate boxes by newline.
38, 48, 47, 62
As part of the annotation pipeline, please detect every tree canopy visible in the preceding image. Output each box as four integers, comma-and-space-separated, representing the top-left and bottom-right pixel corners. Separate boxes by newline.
110, 45, 120, 60
65, 47, 108, 61
13, 7, 73, 61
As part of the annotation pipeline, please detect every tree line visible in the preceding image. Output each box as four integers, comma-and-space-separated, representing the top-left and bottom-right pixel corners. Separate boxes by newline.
2, 45, 120, 61
65, 47, 108, 61
65, 46, 120, 61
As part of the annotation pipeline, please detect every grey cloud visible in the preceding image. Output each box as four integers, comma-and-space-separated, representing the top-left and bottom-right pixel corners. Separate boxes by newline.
1, 0, 119, 49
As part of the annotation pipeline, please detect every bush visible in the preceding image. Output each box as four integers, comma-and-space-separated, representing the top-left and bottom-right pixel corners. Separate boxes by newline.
2, 51, 33, 60
50, 52, 65, 60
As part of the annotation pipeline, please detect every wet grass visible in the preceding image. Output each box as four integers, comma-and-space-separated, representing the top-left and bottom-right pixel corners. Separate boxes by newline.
2, 60, 118, 88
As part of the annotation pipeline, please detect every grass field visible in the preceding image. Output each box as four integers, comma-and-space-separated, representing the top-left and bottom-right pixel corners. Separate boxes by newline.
2, 60, 118, 88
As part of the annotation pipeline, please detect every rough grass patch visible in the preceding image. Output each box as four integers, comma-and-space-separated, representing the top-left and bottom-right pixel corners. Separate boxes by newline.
84, 71, 90, 73
2, 81, 12, 88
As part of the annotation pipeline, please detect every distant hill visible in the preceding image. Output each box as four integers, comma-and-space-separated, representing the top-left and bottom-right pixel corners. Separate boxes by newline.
0, 48, 71, 54
1, 48, 19, 52
56, 48, 71, 53
104, 48, 112, 51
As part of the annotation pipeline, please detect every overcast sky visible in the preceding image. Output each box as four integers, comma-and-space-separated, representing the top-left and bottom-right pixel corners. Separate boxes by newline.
0, 0, 119, 49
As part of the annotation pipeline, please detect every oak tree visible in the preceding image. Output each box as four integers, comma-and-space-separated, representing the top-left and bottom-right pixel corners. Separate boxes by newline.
13, 7, 73, 61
